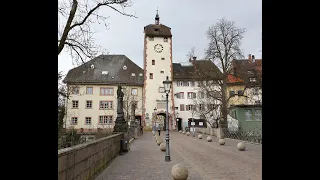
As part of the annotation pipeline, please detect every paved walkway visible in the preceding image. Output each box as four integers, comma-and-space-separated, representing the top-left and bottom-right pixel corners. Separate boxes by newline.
95, 131, 262, 180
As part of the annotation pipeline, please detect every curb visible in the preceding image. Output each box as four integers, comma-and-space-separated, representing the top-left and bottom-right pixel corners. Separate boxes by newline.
224, 137, 262, 146
129, 138, 134, 144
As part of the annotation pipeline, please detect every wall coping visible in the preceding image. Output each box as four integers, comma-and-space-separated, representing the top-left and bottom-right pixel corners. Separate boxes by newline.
58, 132, 123, 157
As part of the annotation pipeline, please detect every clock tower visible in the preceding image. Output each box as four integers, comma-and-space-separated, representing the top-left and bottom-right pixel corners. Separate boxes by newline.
142, 10, 174, 130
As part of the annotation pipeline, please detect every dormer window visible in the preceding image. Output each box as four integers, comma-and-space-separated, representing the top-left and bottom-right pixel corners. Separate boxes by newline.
250, 78, 257, 82
154, 28, 159, 31
164, 37, 168, 42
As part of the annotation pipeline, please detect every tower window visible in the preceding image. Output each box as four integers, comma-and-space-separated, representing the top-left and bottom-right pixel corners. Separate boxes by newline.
164, 38, 168, 42
149, 37, 154, 41
160, 70, 164, 74
149, 73, 153, 79
161, 58, 165, 60
152, 60, 155, 65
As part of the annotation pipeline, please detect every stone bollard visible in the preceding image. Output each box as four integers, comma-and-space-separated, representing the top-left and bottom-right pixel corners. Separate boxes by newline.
206, 136, 212, 142
219, 138, 225, 145
160, 143, 166, 151
237, 142, 246, 151
179, 130, 182, 133
157, 139, 162, 146
198, 134, 202, 139
171, 163, 189, 180
186, 132, 190, 136
182, 131, 185, 134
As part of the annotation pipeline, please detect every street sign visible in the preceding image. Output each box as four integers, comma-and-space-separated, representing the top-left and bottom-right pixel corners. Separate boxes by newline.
191, 122, 195, 125
199, 122, 203, 126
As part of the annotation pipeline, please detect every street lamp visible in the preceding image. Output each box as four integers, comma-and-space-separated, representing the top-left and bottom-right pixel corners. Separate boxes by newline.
163, 76, 172, 162
154, 107, 157, 132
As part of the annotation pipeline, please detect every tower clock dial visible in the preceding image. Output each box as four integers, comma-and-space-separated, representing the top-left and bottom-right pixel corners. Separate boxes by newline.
154, 44, 163, 53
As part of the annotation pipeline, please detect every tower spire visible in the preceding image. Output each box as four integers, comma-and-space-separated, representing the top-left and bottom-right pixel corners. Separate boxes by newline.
155, 9, 160, 25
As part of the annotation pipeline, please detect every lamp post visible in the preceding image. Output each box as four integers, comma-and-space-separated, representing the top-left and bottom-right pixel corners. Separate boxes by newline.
163, 76, 172, 162
154, 107, 157, 132
191, 108, 195, 137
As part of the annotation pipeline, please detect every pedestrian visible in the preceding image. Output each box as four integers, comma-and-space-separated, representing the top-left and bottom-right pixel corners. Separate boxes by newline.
157, 124, 161, 136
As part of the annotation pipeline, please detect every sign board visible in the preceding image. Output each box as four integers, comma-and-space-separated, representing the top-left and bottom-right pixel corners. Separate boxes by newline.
191, 122, 195, 126
199, 122, 203, 126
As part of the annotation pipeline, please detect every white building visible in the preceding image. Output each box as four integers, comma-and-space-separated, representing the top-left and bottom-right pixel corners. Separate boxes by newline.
142, 11, 174, 130
63, 55, 144, 132
172, 58, 222, 131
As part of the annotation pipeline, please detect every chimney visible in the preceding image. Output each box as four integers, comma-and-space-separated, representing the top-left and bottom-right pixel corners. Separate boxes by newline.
189, 56, 197, 62
248, 54, 252, 63
252, 55, 255, 63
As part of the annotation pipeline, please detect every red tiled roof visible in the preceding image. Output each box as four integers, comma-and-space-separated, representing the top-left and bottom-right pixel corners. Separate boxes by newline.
227, 74, 244, 83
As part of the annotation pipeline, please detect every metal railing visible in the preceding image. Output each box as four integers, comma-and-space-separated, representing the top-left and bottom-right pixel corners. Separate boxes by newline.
223, 128, 262, 144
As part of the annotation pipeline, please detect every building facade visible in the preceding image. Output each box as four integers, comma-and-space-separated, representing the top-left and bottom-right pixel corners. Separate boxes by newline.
63, 55, 144, 132
228, 54, 262, 106
142, 11, 174, 130
172, 58, 222, 131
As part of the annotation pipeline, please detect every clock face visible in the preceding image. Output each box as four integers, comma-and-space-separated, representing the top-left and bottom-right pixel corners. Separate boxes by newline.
154, 44, 163, 53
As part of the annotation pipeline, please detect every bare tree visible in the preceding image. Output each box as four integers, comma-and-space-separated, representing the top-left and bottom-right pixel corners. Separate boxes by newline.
58, 0, 137, 64
186, 46, 196, 60
192, 18, 246, 135
122, 87, 142, 124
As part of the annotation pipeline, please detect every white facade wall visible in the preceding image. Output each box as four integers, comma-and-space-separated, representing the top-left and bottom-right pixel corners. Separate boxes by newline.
65, 84, 143, 130
173, 79, 221, 130
143, 36, 173, 129
172, 80, 201, 130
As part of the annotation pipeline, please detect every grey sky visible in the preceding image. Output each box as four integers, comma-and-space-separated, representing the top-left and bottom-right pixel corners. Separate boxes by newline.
58, 0, 262, 75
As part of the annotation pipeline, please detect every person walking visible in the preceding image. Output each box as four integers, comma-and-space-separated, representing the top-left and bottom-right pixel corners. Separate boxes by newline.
157, 124, 161, 136
140, 125, 143, 135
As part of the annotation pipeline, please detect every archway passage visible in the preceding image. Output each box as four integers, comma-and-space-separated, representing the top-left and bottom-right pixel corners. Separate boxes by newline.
157, 113, 166, 131
177, 118, 182, 131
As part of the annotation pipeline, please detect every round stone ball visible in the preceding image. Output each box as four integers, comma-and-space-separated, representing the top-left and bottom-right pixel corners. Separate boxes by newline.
186, 132, 190, 136
160, 143, 166, 151
198, 134, 203, 139
206, 136, 212, 142
182, 131, 185, 134
171, 163, 189, 180
219, 138, 225, 145
157, 139, 162, 145
237, 142, 246, 151
179, 130, 182, 133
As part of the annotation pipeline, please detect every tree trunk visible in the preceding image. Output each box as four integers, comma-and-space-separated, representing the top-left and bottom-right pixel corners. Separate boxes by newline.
219, 76, 228, 138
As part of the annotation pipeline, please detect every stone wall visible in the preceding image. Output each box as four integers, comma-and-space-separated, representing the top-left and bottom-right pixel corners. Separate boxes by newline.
58, 133, 124, 180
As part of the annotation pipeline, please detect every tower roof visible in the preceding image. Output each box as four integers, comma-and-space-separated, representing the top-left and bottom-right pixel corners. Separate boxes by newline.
144, 24, 172, 37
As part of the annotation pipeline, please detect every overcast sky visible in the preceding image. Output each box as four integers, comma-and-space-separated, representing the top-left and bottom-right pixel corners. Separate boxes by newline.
58, 0, 262, 75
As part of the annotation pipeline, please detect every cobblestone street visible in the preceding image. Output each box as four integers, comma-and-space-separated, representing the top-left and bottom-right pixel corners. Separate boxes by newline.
95, 131, 262, 180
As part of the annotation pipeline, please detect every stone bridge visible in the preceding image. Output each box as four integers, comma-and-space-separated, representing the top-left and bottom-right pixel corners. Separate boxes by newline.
58, 131, 262, 180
